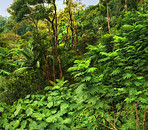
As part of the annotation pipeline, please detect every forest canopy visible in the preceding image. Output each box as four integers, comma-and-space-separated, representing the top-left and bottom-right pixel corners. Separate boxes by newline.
0, 0, 148, 129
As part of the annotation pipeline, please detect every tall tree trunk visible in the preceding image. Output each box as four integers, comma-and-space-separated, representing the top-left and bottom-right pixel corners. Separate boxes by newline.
53, 0, 58, 46
106, 0, 111, 34
53, 0, 63, 79
143, 107, 147, 130
135, 104, 141, 130
51, 20, 63, 80
68, 0, 76, 53
44, 54, 52, 84
125, 0, 127, 13
47, 58, 52, 84
46, 20, 56, 82
52, 52, 56, 82
75, 20, 78, 55
66, 26, 71, 51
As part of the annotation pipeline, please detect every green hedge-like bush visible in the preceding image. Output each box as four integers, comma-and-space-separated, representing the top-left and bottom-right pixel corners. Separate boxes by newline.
0, 70, 45, 105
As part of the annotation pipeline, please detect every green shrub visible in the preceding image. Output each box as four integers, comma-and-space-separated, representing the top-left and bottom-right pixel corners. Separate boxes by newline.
0, 79, 77, 129
0, 70, 45, 105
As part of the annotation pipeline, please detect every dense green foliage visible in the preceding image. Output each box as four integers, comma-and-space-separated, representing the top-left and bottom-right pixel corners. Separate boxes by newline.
0, 0, 148, 129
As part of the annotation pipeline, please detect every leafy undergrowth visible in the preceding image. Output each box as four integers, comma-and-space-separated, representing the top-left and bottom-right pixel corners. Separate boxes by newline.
0, 3, 148, 130
0, 78, 147, 130
0, 79, 77, 130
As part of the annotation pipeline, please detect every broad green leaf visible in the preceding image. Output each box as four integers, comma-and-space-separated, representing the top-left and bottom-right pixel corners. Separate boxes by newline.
29, 121, 38, 129
124, 66, 133, 70
47, 102, 53, 109
53, 85, 60, 89
122, 73, 132, 79
0, 107, 4, 112
134, 81, 142, 86
88, 97, 97, 105
125, 81, 132, 86
74, 72, 85, 77
75, 83, 86, 94
60, 102, 69, 110
38, 121, 48, 129
36, 61, 40, 68
136, 91, 143, 95
98, 57, 110, 63
86, 67, 97, 73
26, 108, 33, 116
31, 113, 45, 120
46, 116, 57, 123
79, 64, 88, 69
14, 104, 22, 116
62, 118, 71, 124
74, 60, 80, 63
20, 120, 27, 129
111, 68, 121, 76
144, 81, 148, 87
136, 77, 143, 80
47, 96, 53, 102
109, 51, 117, 57
100, 52, 109, 56
50, 91, 59, 96
3, 123, 10, 129
51, 108, 57, 114
113, 35, 127, 43
49, 80, 57, 86
25, 95, 30, 99
12, 120, 20, 128
129, 88, 137, 96
81, 76, 91, 82
124, 97, 136, 103
95, 101, 103, 109
67, 67, 78, 72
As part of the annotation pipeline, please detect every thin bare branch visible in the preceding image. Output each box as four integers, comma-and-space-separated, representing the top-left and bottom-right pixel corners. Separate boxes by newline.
135, 104, 141, 130
143, 107, 147, 130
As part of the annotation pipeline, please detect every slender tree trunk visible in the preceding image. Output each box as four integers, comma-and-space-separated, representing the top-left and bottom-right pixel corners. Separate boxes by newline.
52, 52, 56, 82
53, 0, 58, 46
44, 54, 52, 84
46, 0, 63, 80
47, 57, 52, 84
46, 20, 56, 82
106, 0, 111, 34
143, 107, 147, 130
75, 20, 78, 55
135, 104, 141, 130
66, 26, 71, 51
51, 21, 63, 79
55, 52, 63, 78
53, 0, 63, 79
125, 0, 127, 13
68, 0, 76, 53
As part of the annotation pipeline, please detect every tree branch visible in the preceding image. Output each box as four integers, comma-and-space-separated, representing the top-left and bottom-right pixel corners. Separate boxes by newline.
143, 107, 147, 130
135, 104, 141, 130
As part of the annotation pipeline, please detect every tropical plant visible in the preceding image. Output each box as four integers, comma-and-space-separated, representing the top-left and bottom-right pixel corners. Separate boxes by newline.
0, 0, 148, 130
0, 78, 77, 129
0, 47, 20, 76
68, 7, 148, 129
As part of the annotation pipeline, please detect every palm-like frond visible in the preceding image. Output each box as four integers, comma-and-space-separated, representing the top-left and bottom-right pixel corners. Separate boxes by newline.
13, 67, 32, 76
21, 47, 34, 61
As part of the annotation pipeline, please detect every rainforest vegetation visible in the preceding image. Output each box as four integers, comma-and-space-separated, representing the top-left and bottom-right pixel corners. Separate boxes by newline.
0, 0, 148, 129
